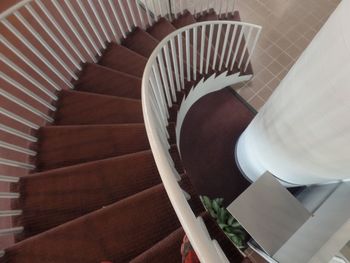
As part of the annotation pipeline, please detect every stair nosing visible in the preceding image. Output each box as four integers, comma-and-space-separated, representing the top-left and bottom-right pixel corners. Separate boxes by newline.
21, 149, 154, 179
102, 42, 149, 61
80, 63, 142, 81
61, 89, 142, 103
7, 182, 166, 249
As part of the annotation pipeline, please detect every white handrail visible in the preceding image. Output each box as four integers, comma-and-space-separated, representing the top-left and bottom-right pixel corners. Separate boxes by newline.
142, 20, 261, 262
0, 0, 252, 255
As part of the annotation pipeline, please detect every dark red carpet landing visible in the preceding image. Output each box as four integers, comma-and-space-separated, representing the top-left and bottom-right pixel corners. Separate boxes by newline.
180, 88, 255, 206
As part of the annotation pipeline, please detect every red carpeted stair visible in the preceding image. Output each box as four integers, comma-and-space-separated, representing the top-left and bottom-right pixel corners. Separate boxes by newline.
3, 9, 251, 263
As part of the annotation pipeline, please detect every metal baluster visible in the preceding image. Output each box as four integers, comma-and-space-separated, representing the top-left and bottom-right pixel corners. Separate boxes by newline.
0, 55, 57, 100
1, 73, 56, 111
0, 141, 36, 156
0, 124, 37, 142
205, 24, 214, 74
219, 24, 231, 71
0, 158, 35, 170
119, 0, 132, 32
0, 175, 19, 183
88, 0, 111, 43
36, 0, 86, 63
14, 11, 78, 80
0, 210, 22, 217
230, 25, 244, 71
244, 28, 261, 72
126, 0, 138, 27
163, 44, 176, 102
109, 0, 127, 39
152, 65, 170, 118
238, 26, 253, 69
177, 33, 185, 89
26, 4, 81, 70
212, 24, 222, 70
156, 0, 164, 18
170, 38, 181, 91
151, 0, 159, 22
52, 0, 96, 61
185, 29, 191, 81
143, 0, 153, 27
157, 53, 172, 107
225, 24, 237, 68
77, 0, 106, 48
0, 88, 53, 122
1, 36, 59, 92
193, 27, 197, 80
149, 75, 167, 123
98, 0, 118, 42
135, 0, 145, 29
2, 18, 73, 88
199, 25, 205, 74
0, 107, 39, 130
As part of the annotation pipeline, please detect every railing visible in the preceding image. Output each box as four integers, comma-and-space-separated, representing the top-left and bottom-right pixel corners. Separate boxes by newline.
0, 0, 237, 236
142, 20, 261, 262
0, 0, 260, 258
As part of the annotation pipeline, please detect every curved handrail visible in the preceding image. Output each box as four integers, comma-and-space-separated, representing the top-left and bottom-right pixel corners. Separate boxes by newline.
0, 0, 257, 251
142, 20, 261, 262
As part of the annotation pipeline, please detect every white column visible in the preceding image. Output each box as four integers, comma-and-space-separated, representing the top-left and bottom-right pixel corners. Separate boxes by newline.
236, 0, 350, 186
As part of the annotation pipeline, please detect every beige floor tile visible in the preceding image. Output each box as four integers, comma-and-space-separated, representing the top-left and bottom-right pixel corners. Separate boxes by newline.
257, 86, 274, 101
249, 95, 266, 111
237, 86, 256, 102
285, 44, 302, 60
266, 60, 285, 76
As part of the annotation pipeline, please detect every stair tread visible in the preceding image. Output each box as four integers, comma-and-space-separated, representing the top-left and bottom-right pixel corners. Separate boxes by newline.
196, 9, 219, 21
5, 184, 181, 263
99, 42, 147, 78
122, 27, 159, 57
55, 90, 143, 126
130, 227, 184, 263
36, 123, 149, 171
147, 18, 177, 41
16, 150, 166, 240
172, 10, 196, 28
74, 63, 141, 99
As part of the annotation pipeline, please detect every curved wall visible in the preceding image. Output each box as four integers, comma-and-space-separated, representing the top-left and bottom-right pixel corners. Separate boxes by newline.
237, 0, 350, 185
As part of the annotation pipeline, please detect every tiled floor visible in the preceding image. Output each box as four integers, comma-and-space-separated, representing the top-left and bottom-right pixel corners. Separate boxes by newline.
233, 0, 341, 111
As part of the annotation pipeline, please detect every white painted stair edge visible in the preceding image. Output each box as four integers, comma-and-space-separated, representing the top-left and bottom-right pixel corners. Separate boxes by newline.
175, 71, 252, 151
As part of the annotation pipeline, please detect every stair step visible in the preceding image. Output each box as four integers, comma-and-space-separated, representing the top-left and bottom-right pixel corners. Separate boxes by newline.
130, 227, 184, 263
99, 43, 147, 78
172, 10, 196, 28
74, 63, 141, 99
36, 123, 149, 171
221, 11, 240, 21
122, 27, 159, 57
4, 184, 181, 263
196, 9, 219, 21
16, 150, 166, 240
55, 90, 143, 125
147, 18, 177, 41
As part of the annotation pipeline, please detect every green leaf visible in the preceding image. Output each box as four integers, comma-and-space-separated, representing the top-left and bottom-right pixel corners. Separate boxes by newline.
200, 195, 249, 250
227, 216, 235, 225
201, 196, 212, 210
212, 200, 220, 213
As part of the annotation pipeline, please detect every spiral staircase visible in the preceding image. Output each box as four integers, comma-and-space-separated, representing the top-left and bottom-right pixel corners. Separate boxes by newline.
0, 1, 261, 262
